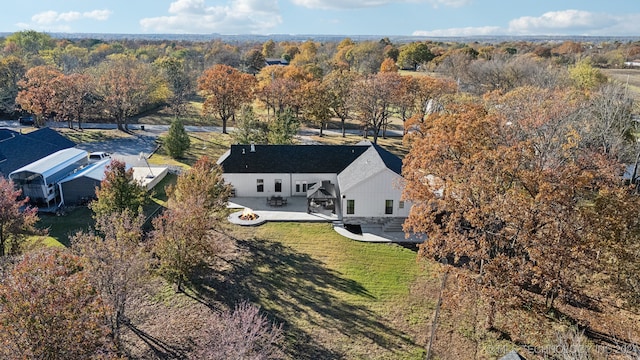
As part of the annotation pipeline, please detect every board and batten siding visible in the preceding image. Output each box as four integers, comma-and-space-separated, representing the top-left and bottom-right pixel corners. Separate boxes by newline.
223, 173, 338, 197
340, 170, 409, 218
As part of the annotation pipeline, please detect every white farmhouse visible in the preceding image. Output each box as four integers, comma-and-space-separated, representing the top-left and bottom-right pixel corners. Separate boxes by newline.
217, 141, 410, 226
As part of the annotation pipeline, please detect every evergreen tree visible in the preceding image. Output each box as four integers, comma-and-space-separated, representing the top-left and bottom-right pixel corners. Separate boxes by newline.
231, 105, 267, 144
267, 109, 299, 145
164, 117, 191, 159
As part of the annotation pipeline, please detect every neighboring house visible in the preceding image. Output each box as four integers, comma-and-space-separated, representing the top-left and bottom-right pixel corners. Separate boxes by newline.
57, 158, 169, 206
10, 148, 89, 207
0, 128, 76, 177
265, 58, 289, 66
217, 141, 410, 225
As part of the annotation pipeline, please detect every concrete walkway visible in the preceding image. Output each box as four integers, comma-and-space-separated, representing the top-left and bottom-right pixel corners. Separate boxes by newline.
227, 197, 424, 244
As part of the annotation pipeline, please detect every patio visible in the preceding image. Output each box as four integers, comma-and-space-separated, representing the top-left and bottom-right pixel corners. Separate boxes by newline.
227, 196, 338, 224
227, 196, 424, 243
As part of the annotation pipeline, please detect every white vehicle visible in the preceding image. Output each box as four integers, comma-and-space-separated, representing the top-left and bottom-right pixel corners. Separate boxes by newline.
88, 151, 111, 162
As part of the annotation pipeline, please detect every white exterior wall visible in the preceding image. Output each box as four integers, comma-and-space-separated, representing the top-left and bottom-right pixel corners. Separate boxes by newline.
223, 173, 337, 197
340, 170, 410, 218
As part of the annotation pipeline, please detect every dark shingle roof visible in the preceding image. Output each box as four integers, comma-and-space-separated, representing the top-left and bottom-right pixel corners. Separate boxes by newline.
0, 128, 76, 177
371, 144, 402, 175
24, 127, 76, 149
220, 144, 369, 174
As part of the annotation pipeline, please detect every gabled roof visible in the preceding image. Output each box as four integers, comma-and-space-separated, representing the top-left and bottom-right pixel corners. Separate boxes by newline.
370, 143, 402, 175
337, 144, 404, 193
0, 128, 76, 177
219, 144, 369, 174
10, 148, 88, 182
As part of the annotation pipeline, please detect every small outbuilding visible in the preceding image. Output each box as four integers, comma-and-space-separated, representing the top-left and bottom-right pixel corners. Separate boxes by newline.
9, 148, 88, 206
57, 158, 110, 205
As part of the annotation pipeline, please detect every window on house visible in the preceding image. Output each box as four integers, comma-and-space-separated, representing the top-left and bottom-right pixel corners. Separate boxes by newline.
275, 179, 282, 192
346, 200, 355, 215
295, 181, 308, 193
399, 201, 405, 209
257, 179, 264, 192
385, 200, 393, 214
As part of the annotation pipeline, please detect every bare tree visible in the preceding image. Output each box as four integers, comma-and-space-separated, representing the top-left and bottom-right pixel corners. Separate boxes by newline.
197, 301, 285, 360
71, 209, 149, 346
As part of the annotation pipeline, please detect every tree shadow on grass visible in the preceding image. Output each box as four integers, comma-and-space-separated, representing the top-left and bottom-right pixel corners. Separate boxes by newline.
190, 238, 418, 360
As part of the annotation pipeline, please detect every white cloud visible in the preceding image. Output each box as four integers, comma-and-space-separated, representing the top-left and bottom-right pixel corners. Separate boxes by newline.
412, 26, 501, 37
290, 0, 471, 10
31, 9, 112, 25
508, 9, 615, 34
414, 10, 640, 37
140, 0, 281, 34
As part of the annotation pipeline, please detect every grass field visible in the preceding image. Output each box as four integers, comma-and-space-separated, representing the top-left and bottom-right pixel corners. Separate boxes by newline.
203, 222, 434, 360
603, 68, 640, 100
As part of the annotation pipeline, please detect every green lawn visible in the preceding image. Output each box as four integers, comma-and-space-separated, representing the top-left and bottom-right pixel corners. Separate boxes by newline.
36, 206, 94, 247
208, 222, 433, 360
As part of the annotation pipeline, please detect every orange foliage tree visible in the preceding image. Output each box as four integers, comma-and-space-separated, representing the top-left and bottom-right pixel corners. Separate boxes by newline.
0, 177, 39, 257
0, 249, 115, 358
16, 65, 62, 125
403, 87, 635, 319
198, 64, 257, 134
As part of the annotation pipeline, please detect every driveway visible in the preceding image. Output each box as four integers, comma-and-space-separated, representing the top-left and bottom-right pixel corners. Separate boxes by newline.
74, 131, 160, 167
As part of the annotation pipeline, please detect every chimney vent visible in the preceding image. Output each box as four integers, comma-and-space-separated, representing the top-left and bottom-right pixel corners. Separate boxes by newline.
250, 144, 255, 152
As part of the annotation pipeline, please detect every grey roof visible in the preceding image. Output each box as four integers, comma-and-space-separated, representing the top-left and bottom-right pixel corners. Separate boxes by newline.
10, 148, 88, 180
371, 143, 402, 175
338, 146, 387, 192
0, 128, 76, 177
58, 158, 111, 183
219, 144, 369, 174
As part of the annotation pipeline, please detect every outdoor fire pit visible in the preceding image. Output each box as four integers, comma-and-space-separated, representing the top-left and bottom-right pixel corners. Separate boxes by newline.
239, 207, 259, 221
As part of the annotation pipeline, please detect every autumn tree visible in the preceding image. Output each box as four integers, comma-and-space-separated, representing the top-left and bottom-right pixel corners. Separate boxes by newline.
349, 41, 386, 74
16, 65, 62, 125
243, 48, 266, 74
380, 58, 399, 73
324, 69, 359, 137
301, 79, 332, 136
198, 64, 257, 134
90, 159, 148, 219
0, 177, 39, 257
164, 117, 191, 159
72, 209, 148, 347
0, 56, 26, 114
3, 30, 54, 62
49, 72, 96, 129
569, 57, 607, 91
403, 88, 633, 322
0, 248, 114, 359
398, 42, 434, 71
93, 55, 159, 131
196, 301, 284, 359
154, 56, 193, 116
262, 39, 276, 58
152, 157, 232, 292
351, 72, 402, 144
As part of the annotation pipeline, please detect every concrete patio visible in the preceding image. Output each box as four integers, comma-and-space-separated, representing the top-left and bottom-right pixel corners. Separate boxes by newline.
227, 196, 424, 243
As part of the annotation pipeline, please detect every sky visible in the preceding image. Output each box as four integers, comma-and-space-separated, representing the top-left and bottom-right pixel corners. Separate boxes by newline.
4, 0, 640, 37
